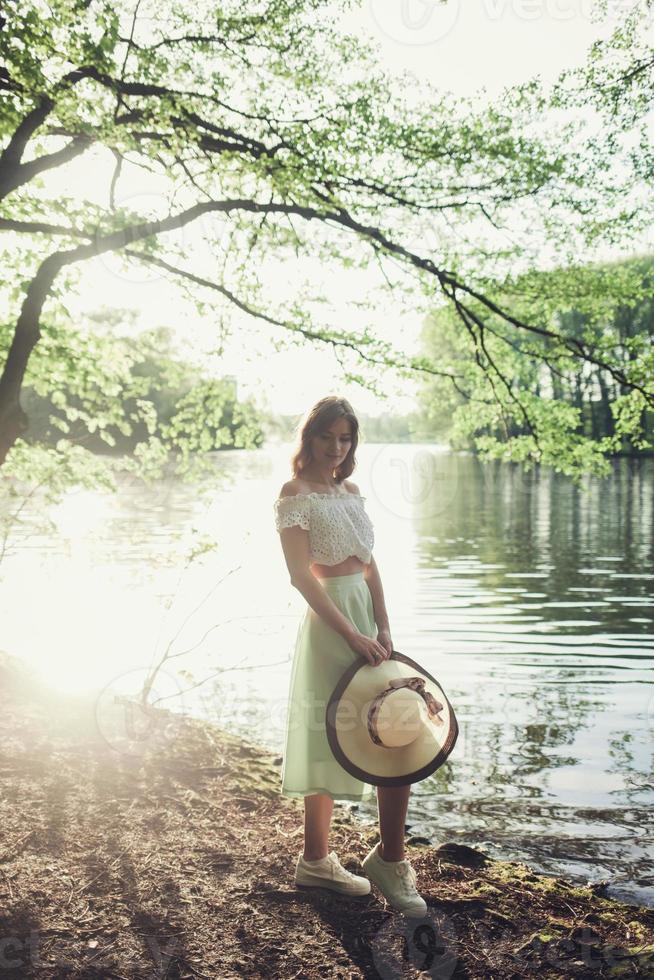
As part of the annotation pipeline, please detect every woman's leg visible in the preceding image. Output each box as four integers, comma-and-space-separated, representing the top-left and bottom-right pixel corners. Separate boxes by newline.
303, 793, 334, 860
377, 784, 411, 861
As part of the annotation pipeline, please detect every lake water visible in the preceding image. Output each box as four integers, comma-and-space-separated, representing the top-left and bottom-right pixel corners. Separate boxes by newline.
1, 443, 652, 908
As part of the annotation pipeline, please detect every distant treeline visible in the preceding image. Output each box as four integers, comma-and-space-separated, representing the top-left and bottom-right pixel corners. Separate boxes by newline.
417, 253, 654, 459
265, 410, 426, 445
20, 319, 265, 455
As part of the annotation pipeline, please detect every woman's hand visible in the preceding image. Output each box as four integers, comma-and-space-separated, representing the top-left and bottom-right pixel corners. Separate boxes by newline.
376, 627, 393, 658
346, 629, 391, 667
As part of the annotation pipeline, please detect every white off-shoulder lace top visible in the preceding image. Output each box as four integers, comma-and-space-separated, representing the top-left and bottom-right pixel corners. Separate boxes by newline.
274, 486, 375, 565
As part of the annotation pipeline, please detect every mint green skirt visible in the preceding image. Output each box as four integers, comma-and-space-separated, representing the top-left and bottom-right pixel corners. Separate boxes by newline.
280, 571, 377, 803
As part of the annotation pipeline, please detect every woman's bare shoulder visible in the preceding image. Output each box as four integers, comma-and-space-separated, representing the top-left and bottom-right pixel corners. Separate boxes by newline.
343, 479, 361, 495
278, 478, 310, 498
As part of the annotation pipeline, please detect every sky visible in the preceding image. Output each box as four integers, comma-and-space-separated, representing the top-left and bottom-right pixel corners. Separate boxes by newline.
62, 0, 643, 419
346, 0, 628, 99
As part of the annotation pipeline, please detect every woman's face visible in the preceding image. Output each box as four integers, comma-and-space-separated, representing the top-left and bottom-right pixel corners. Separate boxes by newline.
309, 417, 353, 468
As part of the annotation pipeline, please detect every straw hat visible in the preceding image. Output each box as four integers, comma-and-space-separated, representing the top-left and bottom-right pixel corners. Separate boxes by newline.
325, 650, 458, 786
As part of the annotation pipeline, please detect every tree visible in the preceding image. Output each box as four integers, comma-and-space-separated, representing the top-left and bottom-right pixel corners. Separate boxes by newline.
1, 0, 653, 477
418, 254, 654, 475
18, 316, 264, 455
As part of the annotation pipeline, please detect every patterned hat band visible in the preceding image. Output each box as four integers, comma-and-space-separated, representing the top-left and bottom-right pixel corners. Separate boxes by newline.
367, 676, 445, 747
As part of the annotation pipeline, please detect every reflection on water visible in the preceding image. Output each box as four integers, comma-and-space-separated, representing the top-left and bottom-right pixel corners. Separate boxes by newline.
1, 446, 652, 908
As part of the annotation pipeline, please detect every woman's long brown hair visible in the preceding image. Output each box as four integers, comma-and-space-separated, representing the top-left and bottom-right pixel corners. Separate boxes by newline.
289, 396, 359, 484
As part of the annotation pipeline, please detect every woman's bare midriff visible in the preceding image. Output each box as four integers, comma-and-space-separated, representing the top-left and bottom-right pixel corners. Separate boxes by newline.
311, 556, 368, 579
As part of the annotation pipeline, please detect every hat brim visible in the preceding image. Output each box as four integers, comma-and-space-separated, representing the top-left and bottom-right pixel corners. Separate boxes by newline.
326, 651, 458, 787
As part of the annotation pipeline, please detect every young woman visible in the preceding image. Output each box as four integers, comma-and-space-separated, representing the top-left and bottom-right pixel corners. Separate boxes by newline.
274, 395, 427, 916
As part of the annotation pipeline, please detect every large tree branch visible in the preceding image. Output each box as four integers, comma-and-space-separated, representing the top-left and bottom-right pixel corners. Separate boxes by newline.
448, 287, 538, 443
326, 205, 654, 409
316, 168, 542, 217
449, 286, 654, 409
0, 196, 340, 461
122, 247, 467, 391
60, 63, 249, 107
0, 134, 93, 200
0, 217, 89, 237
0, 197, 333, 250
0, 66, 112, 200
117, 31, 258, 52
2, 192, 652, 413
0, 98, 54, 179
0, 63, 233, 201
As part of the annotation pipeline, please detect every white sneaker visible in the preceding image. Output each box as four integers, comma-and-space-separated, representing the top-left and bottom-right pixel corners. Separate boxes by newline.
362, 841, 428, 917
294, 850, 371, 896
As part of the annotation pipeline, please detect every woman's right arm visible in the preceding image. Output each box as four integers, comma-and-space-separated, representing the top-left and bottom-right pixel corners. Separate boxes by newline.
277, 490, 388, 666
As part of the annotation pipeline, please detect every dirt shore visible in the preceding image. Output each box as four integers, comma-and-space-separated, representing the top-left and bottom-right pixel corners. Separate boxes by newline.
0, 652, 652, 979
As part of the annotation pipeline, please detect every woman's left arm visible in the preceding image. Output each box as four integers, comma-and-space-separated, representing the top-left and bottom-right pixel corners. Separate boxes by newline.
364, 554, 393, 657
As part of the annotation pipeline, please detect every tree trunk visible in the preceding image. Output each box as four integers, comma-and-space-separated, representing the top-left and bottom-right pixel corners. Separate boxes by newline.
548, 365, 563, 401
573, 371, 585, 434
0, 255, 61, 465
597, 372, 614, 439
